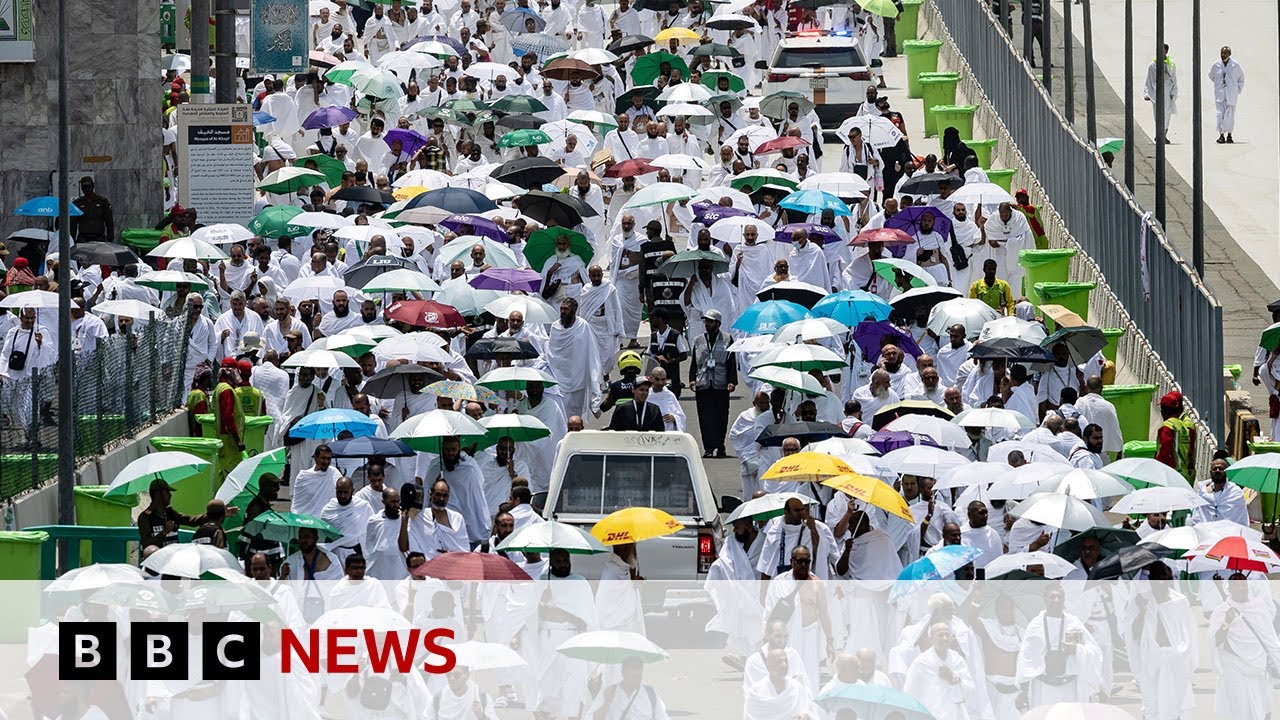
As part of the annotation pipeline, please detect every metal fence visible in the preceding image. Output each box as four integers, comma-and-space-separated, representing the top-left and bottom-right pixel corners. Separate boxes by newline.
922, 0, 1225, 448
0, 315, 191, 501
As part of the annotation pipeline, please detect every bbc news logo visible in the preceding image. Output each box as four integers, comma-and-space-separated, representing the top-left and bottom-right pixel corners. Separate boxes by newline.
58, 623, 457, 680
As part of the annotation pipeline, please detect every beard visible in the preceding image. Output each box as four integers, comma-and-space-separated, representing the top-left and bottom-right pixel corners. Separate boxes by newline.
550, 564, 571, 578
873, 387, 889, 399
442, 453, 459, 472
884, 361, 901, 373
554, 248, 573, 259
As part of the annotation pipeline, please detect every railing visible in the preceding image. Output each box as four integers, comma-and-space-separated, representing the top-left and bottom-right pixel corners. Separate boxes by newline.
922, 0, 1224, 448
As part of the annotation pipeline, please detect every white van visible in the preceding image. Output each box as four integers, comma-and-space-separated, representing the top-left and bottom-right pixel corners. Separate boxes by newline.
543, 430, 723, 589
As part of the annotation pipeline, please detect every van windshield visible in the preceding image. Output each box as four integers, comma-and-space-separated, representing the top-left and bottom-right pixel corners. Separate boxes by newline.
557, 454, 698, 516
774, 46, 864, 69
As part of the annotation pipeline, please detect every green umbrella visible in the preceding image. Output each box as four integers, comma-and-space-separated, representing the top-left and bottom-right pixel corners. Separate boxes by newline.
477, 414, 552, 449
215, 447, 288, 510
444, 97, 491, 114
1097, 137, 1125, 155
492, 95, 550, 114
659, 249, 730, 279
104, 452, 210, 497
873, 258, 935, 288
416, 106, 459, 123
701, 70, 746, 93
525, 227, 592, 272
859, 0, 899, 17
497, 128, 553, 148
325, 60, 372, 85
243, 510, 342, 544
294, 154, 347, 187
257, 167, 327, 194
730, 169, 799, 193
631, 52, 689, 86
760, 90, 815, 120
1226, 454, 1280, 494
248, 206, 306, 238
1260, 321, 1280, 352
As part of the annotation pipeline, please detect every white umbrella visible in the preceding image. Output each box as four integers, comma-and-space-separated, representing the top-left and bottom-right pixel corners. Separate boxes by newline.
947, 182, 1015, 207
844, 453, 898, 481
46, 563, 146, 593
1038, 468, 1134, 500
392, 169, 451, 190
484, 294, 558, 325
988, 440, 1071, 465
879, 446, 969, 477
1101, 457, 1190, 489
361, 268, 442, 293
465, 61, 519, 81
105, 451, 210, 497
1110, 486, 1206, 515
291, 211, 353, 229
657, 82, 713, 103
746, 366, 825, 396
751, 343, 845, 371
728, 335, 778, 353
623, 181, 698, 209
163, 52, 192, 72
566, 109, 617, 127
392, 409, 488, 443
436, 236, 519, 268
927, 298, 1001, 338
345, 324, 401, 342
435, 281, 505, 317
978, 316, 1047, 344
408, 40, 458, 57
952, 407, 1037, 432
191, 223, 254, 245
256, 167, 327, 191
0, 290, 59, 309
799, 172, 872, 197
282, 348, 361, 369
540, 119, 597, 154
985, 474, 1045, 501
709, 216, 776, 244
375, 336, 451, 363
141, 544, 241, 579
136, 270, 210, 291
837, 115, 906, 148
556, 631, 670, 664
378, 50, 443, 80
773, 318, 848, 343
883, 415, 972, 450
479, 413, 550, 441
724, 492, 817, 523
1010, 492, 1108, 531
476, 366, 558, 389
984, 551, 1077, 579
92, 299, 163, 320
282, 276, 346, 303
313, 606, 412, 632
495, 520, 608, 554
478, 180, 524, 201
149, 237, 228, 261
651, 153, 709, 172
934, 461, 1010, 491
725, 126, 779, 153
447, 641, 527, 671
656, 103, 715, 125
805, 436, 879, 458
1141, 520, 1261, 553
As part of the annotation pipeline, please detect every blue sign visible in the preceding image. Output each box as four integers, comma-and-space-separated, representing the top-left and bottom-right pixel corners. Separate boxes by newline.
251, 0, 308, 74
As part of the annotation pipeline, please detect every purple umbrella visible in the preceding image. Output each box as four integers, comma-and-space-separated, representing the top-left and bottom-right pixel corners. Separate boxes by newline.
469, 267, 542, 292
852, 320, 923, 362
692, 201, 754, 224
774, 223, 841, 244
440, 214, 511, 243
868, 430, 940, 454
885, 206, 952, 240
384, 129, 431, 156
301, 105, 359, 130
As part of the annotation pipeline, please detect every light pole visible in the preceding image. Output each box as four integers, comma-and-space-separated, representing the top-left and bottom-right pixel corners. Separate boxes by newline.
1191, 0, 1204, 276
56, 0, 75, 565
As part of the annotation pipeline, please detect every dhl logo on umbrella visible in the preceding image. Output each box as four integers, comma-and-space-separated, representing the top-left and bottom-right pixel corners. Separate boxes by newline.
604, 531, 633, 542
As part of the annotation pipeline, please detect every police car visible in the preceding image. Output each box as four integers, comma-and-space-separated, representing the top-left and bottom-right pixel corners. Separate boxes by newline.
763, 31, 874, 128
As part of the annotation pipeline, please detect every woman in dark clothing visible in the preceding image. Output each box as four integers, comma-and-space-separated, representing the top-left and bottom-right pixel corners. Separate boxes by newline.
941, 126, 977, 174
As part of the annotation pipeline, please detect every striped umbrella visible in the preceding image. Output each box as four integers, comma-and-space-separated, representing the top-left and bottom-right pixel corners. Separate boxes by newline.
511, 32, 569, 58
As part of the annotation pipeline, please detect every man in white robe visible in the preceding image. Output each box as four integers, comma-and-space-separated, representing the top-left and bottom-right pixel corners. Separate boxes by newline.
1076, 375, 1124, 457
729, 227, 781, 311
786, 234, 830, 289
1144, 48, 1178, 143
756, 498, 836, 581
578, 265, 624, 371
363, 488, 416, 581
320, 477, 374, 562
730, 391, 771, 498
978, 204, 1032, 295
595, 544, 646, 635
291, 445, 341, 518
1125, 579, 1197, 720
1208, 575, 1280, 720
517, 381, 567, 493
213, 291, 265, 359
546, 297, 602, 419
706, 518, 765, 658
646, 367, 685, 431
904, 623, 976, 720
432, 666, 500, 720
533, 550, 599, 720
279, 527, 343, 581
1191, 457, 1250, 526
1016, 585, 1104, 708
472, 436, 529, 518
762, 546, 832, 695
540, 241, 588, 303
607, 214, 645, 342
1209, 46, 1245, 143
743, 649, 823, 720
418, 437, 490, 546
936, 324, 972, 389
852, 370, 899, 420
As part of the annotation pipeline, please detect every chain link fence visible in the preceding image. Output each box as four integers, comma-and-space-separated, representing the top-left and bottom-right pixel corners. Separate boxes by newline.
0, 316, 191, 501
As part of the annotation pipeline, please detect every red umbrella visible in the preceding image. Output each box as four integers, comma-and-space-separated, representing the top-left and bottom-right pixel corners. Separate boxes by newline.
384, 300, 466, 328
412, 552, 532, 580
604, 158, 657, 178
851, 227, 916, 246
1184, 536, 1280, 574
755, 136, 811, 154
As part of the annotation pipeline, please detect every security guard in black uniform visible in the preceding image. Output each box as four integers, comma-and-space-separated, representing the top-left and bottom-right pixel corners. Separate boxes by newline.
601, 350, 644, 412
70, 176, 115, 243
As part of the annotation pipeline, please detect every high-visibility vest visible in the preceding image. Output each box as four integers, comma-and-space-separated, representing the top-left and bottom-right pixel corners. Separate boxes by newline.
213, 381, 244, 439
233, 384, 265, 419
1161, 415, 1196, 481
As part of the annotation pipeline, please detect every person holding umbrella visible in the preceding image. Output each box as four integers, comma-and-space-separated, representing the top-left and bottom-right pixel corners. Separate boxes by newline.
138, 478, 220, 550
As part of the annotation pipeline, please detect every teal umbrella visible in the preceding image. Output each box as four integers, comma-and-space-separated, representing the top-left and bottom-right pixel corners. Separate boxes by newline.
105, 452, 210, 497
248, 206, 306, 238
815, 683, 934, 720
497, 128, 553, 148
1260, 321, 1280, 352
243, 510, 342, 544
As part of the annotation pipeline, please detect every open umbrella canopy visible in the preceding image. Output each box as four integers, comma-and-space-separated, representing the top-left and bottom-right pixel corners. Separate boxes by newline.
659, 249, 730, 279
469, 267, 541, 293
985, 551, 1077, 579
424, 379, 500, 405
772, 317, 847, 344
391, 409, 488, 453
724, 492, 818, 523
883, 415, 971, 450
701, 70, 746, 93
0, 290, 60, 310
361, 268, 442, 294
328, 436, 414, 458
1053, 526, 1141, 563
1185, 535, 1280, 574
497, 128, 553, 148
524, 226, 592, 271
1038, 468, 1134, 501
47, 563, 147, 594
496, 520, 609, 555
478, 414, 551, 446
747, 367, 826, 398
302, 105, 359, 130
607, 34, 654, 55
809, 290, 893, 326
760, 451, 855, 483
1042, 325, 1107, 364
513, 190, 584, 226
873, 258, 938, 290
733, 299, 812, 334
1102, 457, 1191, 489
92, 299, 163, 320
754, 280, 831, 308
755, 420, 846, 445
190, 222, 254, 245
779, 189, 850, 216
484, 294, 559, 325
1110, 486, 1205, 515
248, 205, 305, 238
896, 545, 983, 582
281, 348, 361, 370
556, 631, 669, 664
466, 336, 541, 360
631, 51, 689, 86
623, 181, 698, 209
257, 167, 328, 193
880, 445, 969, 477
384, 299, 467, 328
979, 315, 1048, 344
752, 343, 845, 372
149, 236, 228, 261
591, 507, 684, 545
822, 473, 914, 522
215, 447, 287, 508
1225, 452, 1280, 493
837, 115, 906, 148
927, 298, 1001, 338
970, 337, 1056, 363
15, 196, 82, 217
477, 366, 558, 391
952, 407, 1036, 433
1087, 545, 1172, 579
289, 408, 379, 440
106, 452, 210, 497
867, 429, 941, 453
1011, 492, 1109, 532
70, 242, 140, 267
414, 552, 531, 580
141, 544, 241, 579
244, 510, 342, 544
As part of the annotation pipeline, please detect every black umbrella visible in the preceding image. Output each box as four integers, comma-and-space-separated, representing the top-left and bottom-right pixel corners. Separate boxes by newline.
897, 172, 966, 196
969, 337, 1056, 363
491, 157, 566, 189
606, 34, 655, 55
332, 186, 395, 205
990, 569, 1051, 580
614, 85, 661, 114
1054, 527, 1141, 564
755, 282, 827, 308
689, 43, 742, 58
1087, 545, 1172, 579
329, 436, 415, 458
361, 363, 445, 397
465, 337, 541, 360
5, 229, 57, 245
755, 421, 846, 447
513, 191, 584, 227
496, 113, 543, 130
889, 286, 964, 318
71, 242, 139, 266
557, 191, 600, 218
705, 15, 756, 30
1042, 326, 1108, 365
343, 254, 420, 288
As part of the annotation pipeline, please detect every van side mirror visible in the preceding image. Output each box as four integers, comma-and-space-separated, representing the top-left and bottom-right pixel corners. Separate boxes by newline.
531, 492, 548, 514
718, 495, 743, 515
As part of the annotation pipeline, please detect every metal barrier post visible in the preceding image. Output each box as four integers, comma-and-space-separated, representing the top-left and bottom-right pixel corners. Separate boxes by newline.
1083, 0, 1096, 142
1154, 0, 1166, 226
1190, 0, 1204, 277
1062, 0, 1074, 122
1124, 0, 1135, 190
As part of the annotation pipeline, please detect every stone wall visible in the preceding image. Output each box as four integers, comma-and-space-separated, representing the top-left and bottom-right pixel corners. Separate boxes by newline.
0, 0, 162, 241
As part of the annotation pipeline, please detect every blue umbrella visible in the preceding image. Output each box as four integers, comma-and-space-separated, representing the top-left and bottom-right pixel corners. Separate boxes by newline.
404, 187, 498, 215
15, 196, 82, 218
253, 111, 278, 126
779, 189, 851, 217
329, 436, 415, 458
731, 300, 812, 335
890, 545, 983, 604
815, 682, 936, 720
812, 290, 892, 325
288, 409, 379, 440
499, 7, 546, 33
301, 105, 359, 130
511, 32, 569, 58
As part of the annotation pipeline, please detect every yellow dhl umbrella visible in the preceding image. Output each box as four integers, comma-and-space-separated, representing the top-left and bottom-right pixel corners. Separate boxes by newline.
821, 473, 914, 523
761, 451, 855, 483
591, 507, 685, 546
393, 185, 430, 201
654, 27, 701, 45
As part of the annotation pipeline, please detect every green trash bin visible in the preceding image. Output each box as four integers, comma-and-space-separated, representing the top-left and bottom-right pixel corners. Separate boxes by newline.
73, 486, 140, 566
149, 437, 223, 517
0, 531, 49, 580
964, 138, 998, 168
197, 413, 216, 439
121, 229, 164, 254
986, 168, 1018, 192
1033, 281, 1097, 321
1102, 384, 1159, 444
904, 40, 944, 98
1018, 249, 1077, 296
1101, 328, 1125, 363
76, 414, 127, 455
244, 416, 275, 456
0, 454, 58, 498
1252, 442, 1280, 521
1122, 440, 1158, 459
932, 105, 978, 150
896, 0, 926, 52
919, 72, 961, 137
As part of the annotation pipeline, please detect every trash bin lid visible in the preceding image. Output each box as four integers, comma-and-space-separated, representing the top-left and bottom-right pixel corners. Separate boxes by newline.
1249, 441, 1280, 454
918, 72, 961, 82
1101, 328, 1126, 338
73, 485, 141, 507
0, 531, 49, 544
149, 436, 225, 452
1101, 384, 1160, 398
903, 39, 943, 50
245, 416, 276, 429
1018, 248, 1077, 266
1033, 281, 1097, 298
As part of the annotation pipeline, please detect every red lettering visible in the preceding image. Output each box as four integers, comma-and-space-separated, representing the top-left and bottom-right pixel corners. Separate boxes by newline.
364, 630, 420, 674
421, 628, 456, 673
326, 629, 359, 673
280, 629, 320, 673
